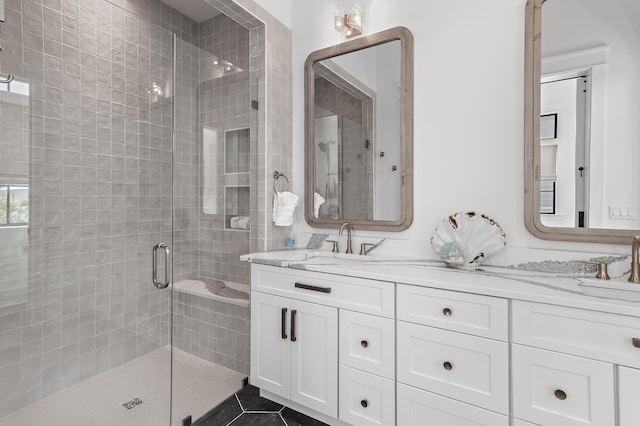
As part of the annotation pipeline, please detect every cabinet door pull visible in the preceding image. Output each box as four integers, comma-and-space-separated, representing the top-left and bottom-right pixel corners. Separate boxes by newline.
360, 399, 368, 408
281, 308, 288, 340
632, 337, 640, 348
554, 389, 567, 400
290, 310, 297, 342
443, 307, 452, 316
361, 340, 368, 348
295, 282, 332, 293
443, 361, 453, 370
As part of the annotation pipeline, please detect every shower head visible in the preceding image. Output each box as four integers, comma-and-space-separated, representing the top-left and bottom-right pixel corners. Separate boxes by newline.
318, 140, 335, 152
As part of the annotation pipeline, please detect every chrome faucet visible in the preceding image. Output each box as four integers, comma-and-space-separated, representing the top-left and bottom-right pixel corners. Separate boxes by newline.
339, 222, 353, 254
630, 236, 640, 283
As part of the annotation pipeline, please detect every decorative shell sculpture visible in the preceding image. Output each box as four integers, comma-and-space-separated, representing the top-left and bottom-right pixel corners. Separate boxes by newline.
431, 212, 507, 266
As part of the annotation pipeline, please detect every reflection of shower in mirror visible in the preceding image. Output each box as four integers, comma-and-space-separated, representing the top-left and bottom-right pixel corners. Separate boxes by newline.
317, 140, 339, 218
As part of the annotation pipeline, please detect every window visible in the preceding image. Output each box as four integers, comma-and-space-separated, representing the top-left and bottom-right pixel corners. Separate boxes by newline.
0, 78, 30, 95
0, 185, 29, 226
540, 181, 556, 214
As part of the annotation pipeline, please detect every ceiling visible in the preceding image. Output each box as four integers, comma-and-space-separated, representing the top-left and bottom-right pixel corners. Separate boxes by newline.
160, 0, 222, 23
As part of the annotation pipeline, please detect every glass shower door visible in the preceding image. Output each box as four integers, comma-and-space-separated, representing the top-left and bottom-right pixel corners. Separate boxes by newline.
0, 1, 176, 423
169, 4, 255, 423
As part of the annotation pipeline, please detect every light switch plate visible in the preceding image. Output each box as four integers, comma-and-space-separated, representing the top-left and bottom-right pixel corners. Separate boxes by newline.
609, 205, 636, 219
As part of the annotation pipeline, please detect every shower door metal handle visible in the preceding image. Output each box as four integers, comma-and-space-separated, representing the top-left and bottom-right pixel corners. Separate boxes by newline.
152, 243, 170, 289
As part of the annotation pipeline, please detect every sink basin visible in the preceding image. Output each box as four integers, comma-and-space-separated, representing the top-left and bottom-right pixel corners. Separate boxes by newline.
302, 252, 380, 264
400, 262, 583, 278
578, 279, 640, 302
578, 285, 640, 302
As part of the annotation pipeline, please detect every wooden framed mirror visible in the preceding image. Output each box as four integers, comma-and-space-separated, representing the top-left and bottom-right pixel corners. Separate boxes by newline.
524, 0, 640, 243
304, 26, 413, 231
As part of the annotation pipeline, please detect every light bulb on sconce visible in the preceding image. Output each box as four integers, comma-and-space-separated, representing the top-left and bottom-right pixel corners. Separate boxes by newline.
334, 3, 364, 39
148, 82, 164, 102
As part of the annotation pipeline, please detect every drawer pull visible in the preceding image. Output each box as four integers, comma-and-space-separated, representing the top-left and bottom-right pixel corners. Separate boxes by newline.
554, 389, 567, 400
443, 308, 453, 316
360, 399, 368, 408
291, 310, 297, 342
281, 308, 288, 339
443, 361, 453, 370
361, 340, 368, 348
295, 282, 332, 293
632, 337, 640, 348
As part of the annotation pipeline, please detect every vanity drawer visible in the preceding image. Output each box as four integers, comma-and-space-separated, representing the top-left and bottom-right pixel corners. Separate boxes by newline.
339, 310, 394, 379
397, 321, 509, 414
397, 284, 508, 340
397, 383, 509, 426
252, 265, 394, 318
339, 365, 395, 426
513, 300, 640, 367
512, 344, 614, 426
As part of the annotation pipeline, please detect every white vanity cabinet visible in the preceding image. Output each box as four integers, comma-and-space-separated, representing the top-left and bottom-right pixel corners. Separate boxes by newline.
250, 262, 640, 426
338, 310, 396, 426
251, 291, 338, 417
619, 366, 640, 426
397, 383, 509, 426
512, 344, 614, 426
512, 300, 640, 426
250, 264, 395, 424
396, 284, 510, 421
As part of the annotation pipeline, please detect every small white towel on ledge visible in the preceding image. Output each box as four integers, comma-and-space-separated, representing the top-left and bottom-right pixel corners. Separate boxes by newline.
313, 192, 325, 218
230, 216, 250, 229
273, 191, 299, 226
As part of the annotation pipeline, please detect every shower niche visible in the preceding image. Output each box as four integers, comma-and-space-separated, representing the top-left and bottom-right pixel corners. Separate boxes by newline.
225, 186, 250, 230
224, 128, 250, 230
225, 128, 250, 173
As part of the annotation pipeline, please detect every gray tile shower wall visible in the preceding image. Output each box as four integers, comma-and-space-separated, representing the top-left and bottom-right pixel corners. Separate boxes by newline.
197, 14, 252, 286
171, 12, 253, 375
173, 35, 201, 284
173, 292, 250, 375
0, 0, 290, 417
225, 0, 293, 251
0, 0, 200, 417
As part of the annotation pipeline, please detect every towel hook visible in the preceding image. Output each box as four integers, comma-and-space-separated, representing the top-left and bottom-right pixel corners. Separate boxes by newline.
273, 171, 289, 193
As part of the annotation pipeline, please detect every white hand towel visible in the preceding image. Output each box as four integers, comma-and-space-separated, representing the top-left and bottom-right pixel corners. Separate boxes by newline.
313, 192, 325, 218
272, 191, 299, 226
230, 216, 250, 229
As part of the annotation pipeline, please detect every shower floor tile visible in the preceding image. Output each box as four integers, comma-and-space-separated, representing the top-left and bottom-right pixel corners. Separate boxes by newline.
195, 385, 328, 426
0, 347, 244, 426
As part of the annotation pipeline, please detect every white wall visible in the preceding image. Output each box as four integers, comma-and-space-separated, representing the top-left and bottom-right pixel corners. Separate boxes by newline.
252, 0, 292, 28
290, 0, 629, 255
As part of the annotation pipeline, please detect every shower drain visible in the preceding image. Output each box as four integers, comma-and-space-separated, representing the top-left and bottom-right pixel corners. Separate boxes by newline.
123, 398, 143, 409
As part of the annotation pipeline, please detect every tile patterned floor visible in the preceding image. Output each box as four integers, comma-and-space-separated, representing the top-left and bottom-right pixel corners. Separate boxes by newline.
194, 385, 328, 426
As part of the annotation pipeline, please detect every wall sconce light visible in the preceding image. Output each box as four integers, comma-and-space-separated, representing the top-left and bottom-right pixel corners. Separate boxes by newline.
148, 82, 164, 102
334, 4, 363, 38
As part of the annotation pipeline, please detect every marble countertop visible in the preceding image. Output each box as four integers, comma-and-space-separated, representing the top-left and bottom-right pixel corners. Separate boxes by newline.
241, 249, 640, 317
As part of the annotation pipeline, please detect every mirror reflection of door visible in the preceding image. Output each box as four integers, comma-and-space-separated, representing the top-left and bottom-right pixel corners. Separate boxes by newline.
314, 114, 341, 219
540, 73, 590, 228
312, 61, 376, 221
540, 0, 640, 231
311, 40, 402, 222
